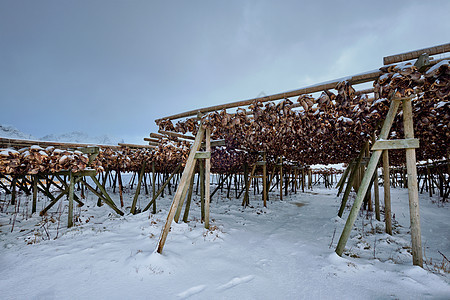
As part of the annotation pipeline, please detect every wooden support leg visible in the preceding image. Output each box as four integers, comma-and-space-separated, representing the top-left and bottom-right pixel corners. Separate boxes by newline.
402, 98, 423, 267
336, 99, 400, 256
338, 142, 368, 217
131, 162, 146, 214
383, 150, 392, 235
152, 162, 157, 214
118, 171, 124, 208
374, 167, 381, 221
263, 152, 267, 207
143, 163, 182, 212
182, 173, 196, 223
32, 175, 38, 214
204, 128, 211, 229
200, 160, 205, 221
68, 171, 74, 228
157, 126, 205, 253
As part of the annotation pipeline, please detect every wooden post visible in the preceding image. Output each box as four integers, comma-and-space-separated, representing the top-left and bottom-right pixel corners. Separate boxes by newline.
142, 164, 182, 212
152, 162, 156, 214
402, 97, 423, 267
383, 150, 392, 235
131, 161, 146, 214
200, 159, 205, 221
68, 171, 74, 228
204, 128, 211, 229
336, 98, 401, 256
182, 173, 196, 222
118, 171, 124, 208
338, 142, 368, 217
32, 175, 38, 214
157, 126, 205, 253
263, 152, 267, 207
10, 176, 17, 205
279, 158, 283, 201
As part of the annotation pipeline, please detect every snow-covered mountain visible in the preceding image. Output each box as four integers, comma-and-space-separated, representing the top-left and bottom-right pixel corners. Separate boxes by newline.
0, 124, 122, 145
0, 125, 36, 140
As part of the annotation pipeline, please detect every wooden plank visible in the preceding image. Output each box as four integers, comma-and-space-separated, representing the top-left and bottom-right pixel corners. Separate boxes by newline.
383, 150, 392, 235
0, 137, 120, 150
156, 70, 383, 121
402, 98, 423, 267
194, 151, 211, 159
157, 126, 205, 253
118, 143, 156, 149
371, 138, 419, 150
383, 43, 450, 65
89, 175, 124, 216
204, 128, 211, 229
32, 175, 38, 214
338, 142, 368, 217
143, 163, 182, 212
158, 130, 196, 140
130, 161, 146, 214
336, 98, 401, 257
182, 172, 196, 222
68, 171, 74, 228
144, 137, 160, 143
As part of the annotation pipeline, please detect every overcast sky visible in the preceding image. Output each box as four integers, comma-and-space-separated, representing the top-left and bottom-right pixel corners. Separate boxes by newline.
1, 0, 449, 144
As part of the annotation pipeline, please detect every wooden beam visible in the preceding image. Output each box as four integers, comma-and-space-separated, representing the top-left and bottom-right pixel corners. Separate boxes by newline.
204, 128, 211, 229
157, 126, 205, 253
194, 151, 211, 159
336, 97, 402, 256
158, 130, 196, 140
402, 97, 423, 267
371, 138, 419, 150
156, 70, 383, 121
118, 143, 156, 149
383, 43, 450, 65
144, 137, 160, 143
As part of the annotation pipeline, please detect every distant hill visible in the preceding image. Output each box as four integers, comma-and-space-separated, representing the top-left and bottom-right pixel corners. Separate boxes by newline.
0, 124, 122, 145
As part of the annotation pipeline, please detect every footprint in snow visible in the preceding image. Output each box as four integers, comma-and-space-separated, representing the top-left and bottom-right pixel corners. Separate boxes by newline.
217, 275, 255, 290
177, 285, 206, 299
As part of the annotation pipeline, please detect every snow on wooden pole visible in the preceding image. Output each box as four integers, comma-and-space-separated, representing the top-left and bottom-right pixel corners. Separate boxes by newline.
402, 97, 423, 267
157, 126, 205, 253
336, 98, 401, 256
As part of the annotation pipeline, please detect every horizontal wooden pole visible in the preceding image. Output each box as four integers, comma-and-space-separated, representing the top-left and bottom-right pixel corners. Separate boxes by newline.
158, 130, 196, 140
0, 137, 120, 150
156, 70, 382, 121
150, 133, 164, 139
144, 137, 160, 143
383, 43, 450, 65
194, 151, 211, 159
118, 143, 157, 149
371, 138, 419, 150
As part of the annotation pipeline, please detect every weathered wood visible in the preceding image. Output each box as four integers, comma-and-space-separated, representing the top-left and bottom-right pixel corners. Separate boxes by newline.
383, 150, 392, 235
182, 172, 196, 222
156, 70, 383, 121
336, 161, 352, 195
338, 142, 369, 217
200, 160, 205, 221
194, 151, 211, 159
402, 97, 423, 267
204, 128, 211, 229
118, 171, 124, 207
68, 171, 74, 228
157, 126, 205, 253
131, 162, 147, 214
89, 175, 124, 216
383, 42, 450, 65
158, 130, 196, 140
32, 175, 38, 214
336, 98, 401, 256
143, 163, 182, 212
152, 162, 156, 214
263, 152, 267, 207
118, 143, 156, 149
371, 138, 419, 150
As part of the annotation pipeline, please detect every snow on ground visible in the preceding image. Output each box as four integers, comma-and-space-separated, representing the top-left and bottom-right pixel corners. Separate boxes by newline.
0, 178, 449, 299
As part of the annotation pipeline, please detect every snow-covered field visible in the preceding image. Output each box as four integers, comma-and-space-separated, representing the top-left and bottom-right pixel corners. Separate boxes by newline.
0, 178, 449, 299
